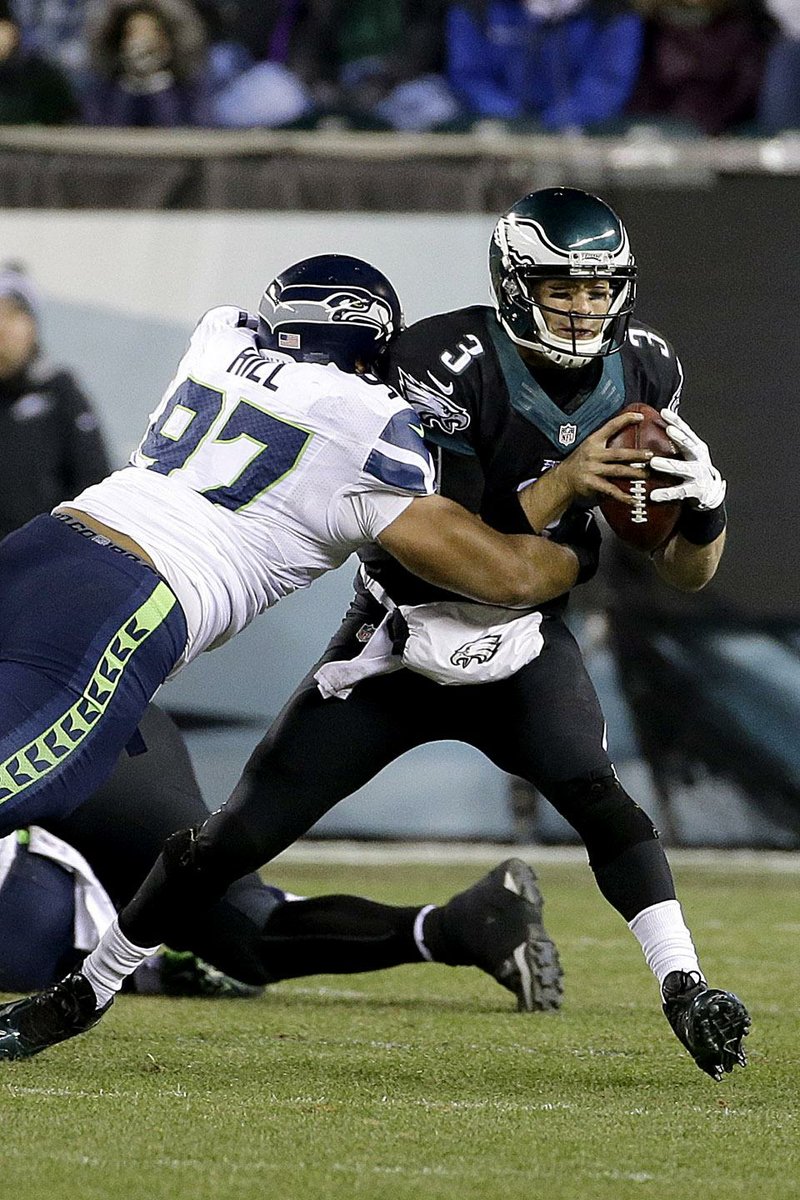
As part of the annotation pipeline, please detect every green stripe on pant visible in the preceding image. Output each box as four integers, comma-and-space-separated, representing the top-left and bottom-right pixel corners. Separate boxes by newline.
0, 582, 177, 805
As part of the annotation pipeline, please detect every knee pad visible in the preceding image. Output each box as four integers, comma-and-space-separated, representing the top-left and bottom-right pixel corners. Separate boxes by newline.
547, 768, 658, 867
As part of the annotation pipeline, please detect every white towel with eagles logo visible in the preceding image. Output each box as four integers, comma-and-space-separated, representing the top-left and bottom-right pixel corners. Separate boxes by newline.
315, 602, 544, 698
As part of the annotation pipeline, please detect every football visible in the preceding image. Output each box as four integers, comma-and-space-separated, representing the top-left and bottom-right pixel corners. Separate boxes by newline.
599, 403, 681, 551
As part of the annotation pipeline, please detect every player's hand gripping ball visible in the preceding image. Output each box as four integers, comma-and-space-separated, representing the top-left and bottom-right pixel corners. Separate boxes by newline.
599, 403, 681, 551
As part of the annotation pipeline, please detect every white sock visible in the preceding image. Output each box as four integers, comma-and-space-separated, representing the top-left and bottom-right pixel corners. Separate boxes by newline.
414, 905, 436, 962
628, 900, 704, 989
81, 918, 160, 1008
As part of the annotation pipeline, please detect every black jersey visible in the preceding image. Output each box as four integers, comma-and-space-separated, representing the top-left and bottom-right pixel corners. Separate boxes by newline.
361, 304, 683, 607
0, 362, 111, 542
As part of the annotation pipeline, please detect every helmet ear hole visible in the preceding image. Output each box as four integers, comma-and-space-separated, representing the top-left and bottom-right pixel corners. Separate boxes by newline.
257, 254, 403, 373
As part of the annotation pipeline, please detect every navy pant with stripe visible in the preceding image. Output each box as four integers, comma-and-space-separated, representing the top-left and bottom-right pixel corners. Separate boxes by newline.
0, 841, 79, 990
0, 515, 187, 838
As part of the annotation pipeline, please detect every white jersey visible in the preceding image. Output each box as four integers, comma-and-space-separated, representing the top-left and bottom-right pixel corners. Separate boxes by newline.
67, 306, 435, 669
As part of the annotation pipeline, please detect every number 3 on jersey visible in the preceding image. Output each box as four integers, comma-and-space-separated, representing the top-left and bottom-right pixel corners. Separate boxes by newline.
138, 377, 312, 511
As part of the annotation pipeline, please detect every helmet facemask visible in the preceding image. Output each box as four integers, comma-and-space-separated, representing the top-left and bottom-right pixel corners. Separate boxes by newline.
520, 270, 635, 368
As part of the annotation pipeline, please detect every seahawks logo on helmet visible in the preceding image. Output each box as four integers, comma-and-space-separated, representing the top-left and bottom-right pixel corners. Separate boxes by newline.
396, 367, 470, 435
260, 285, 396, 343
256, 254, 404, 373
451, 634, 502, 670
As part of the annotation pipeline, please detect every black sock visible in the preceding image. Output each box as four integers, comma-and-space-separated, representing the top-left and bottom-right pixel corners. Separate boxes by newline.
591, 838, 676, 922
421, 895, 513, 969
256, 895, 424, 981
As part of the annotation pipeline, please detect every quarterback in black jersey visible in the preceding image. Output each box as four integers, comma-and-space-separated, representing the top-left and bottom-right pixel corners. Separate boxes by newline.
176, 187, 739, 1079
0, 196, 748, 1080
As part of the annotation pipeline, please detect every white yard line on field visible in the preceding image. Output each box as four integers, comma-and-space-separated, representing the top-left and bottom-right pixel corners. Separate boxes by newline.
0, 1139, 661, 1182
274, 840, 800, 873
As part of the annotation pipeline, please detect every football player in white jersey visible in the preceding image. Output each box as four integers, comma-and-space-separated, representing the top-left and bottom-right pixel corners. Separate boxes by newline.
0, 253, 631, 1058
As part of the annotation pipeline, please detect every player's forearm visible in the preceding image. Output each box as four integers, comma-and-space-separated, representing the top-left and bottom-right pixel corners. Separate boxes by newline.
517, 465, 575, 533
652, 528, 725, 592
391, 528, 579, 607
467, 533, 580, 607
378, 494, 579, 606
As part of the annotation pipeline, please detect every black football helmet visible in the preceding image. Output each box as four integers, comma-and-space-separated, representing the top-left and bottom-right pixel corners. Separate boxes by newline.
489, 187, 637, 368
257, 253, 403, 372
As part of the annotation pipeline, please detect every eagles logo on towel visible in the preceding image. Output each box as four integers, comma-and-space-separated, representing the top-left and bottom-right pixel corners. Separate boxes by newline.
451, 634, 502, 669
315, 602, 545, 697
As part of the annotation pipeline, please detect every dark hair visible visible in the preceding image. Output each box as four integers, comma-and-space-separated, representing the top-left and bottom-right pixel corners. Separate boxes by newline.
100, 3, 178, 76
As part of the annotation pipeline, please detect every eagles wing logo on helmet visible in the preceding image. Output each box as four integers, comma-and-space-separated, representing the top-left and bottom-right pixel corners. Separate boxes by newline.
499, 224, 542, 278
451, 633, 502, 670
261, 285, 394, 342
396, 367, 470, 434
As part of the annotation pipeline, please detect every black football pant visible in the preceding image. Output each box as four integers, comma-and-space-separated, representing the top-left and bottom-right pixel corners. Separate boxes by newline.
40, 704, 421, 986
41, 704, 281, 983
119, 592, 676, 959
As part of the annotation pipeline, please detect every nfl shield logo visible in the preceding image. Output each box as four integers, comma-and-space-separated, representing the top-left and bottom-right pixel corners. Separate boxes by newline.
558, 423, 577, 447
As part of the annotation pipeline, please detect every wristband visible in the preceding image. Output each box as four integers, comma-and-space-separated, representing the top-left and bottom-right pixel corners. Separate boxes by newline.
676, 500, 727, 546
564, 539, 599, 586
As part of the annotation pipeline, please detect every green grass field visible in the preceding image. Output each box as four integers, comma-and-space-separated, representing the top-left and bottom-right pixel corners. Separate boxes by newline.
1, 851, 798, 1200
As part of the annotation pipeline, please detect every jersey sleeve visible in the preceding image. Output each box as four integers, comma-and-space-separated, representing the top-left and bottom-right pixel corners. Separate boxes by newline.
666, 355, 684, 413
333, 489, 419, 544
329, 406, 436, 544
362, 408, 435, 495
626, 322, 684, 413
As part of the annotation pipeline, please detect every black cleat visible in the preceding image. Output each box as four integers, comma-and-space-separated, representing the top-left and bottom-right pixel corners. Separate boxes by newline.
661, 969, 750, 1081
0, 972, 110, 1061
430, 858, 563, 1012
131, 950, 265, 999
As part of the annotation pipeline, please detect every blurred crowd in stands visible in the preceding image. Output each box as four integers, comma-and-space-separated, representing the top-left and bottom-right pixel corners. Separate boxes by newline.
0, 0, 797, 135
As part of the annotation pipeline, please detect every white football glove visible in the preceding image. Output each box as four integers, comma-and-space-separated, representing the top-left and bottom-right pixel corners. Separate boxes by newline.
650, 408, 727, 511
